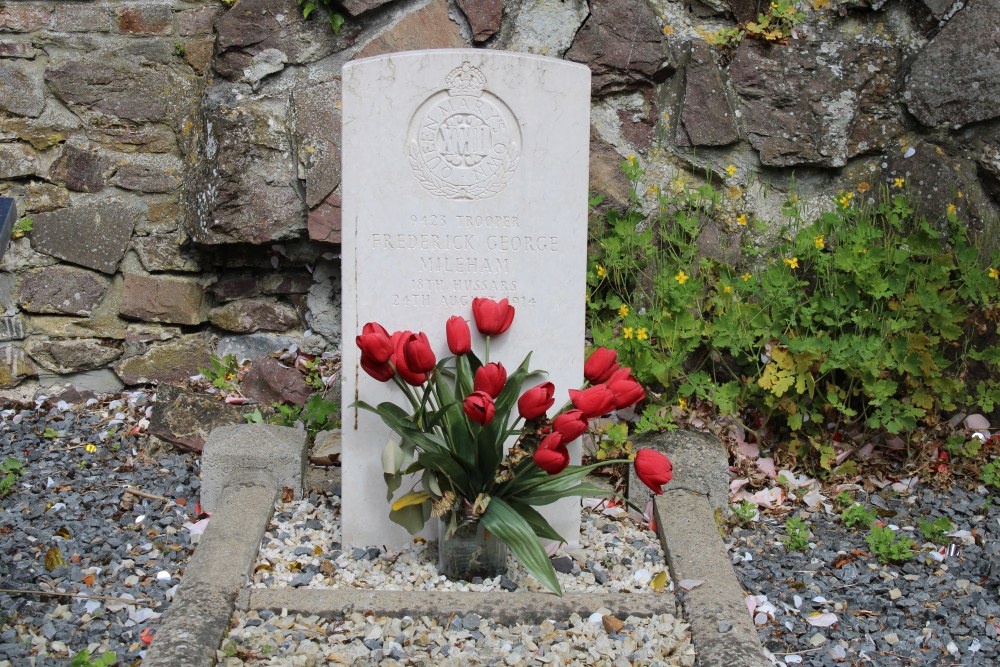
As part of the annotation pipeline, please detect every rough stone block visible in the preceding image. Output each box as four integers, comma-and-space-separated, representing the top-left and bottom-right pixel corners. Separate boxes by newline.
0, 142, 41, 179
25, 338, 123, 374
148, 384, 245, 453
200, 423, 308, 514
111, 153, 184, 193
307, 191, 341, 244
119, 274, 208, 325
241, 357, 311, 407
0, 5, 52, 33
208, 298, 299, 333
356, 0, 467, 58
114, 332, 214, 385
18, 265, 110, 315
0, 38, 36, 59
0, 344, 36, 388
38, 368, 124, 395
178, 5, 222, 36
215, 333, 298, 364
31, 203, 138, 274
132, 234, 202, 272
115, 4, 174, 35
295, 79, 341, 208
455, 0, 502, 42
49, 143, 108, 193
0, 60, 45, 117
677, 41, 738, 147
0, 315, 27, 342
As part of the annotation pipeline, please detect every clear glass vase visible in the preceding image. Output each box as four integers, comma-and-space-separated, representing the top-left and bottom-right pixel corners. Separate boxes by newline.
437, 511, 507, 581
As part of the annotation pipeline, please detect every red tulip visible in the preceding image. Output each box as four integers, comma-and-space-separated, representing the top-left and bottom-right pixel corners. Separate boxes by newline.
403, 331, 436, 373
446, 316, 472, 355
584, 347, 619, 384
569, 385, 617, 418
607, 376, 645, 409
474, 362, 507, 398
518, 381, 555, 420
553, 409, 588, 440
605, 367, 633, 385
634, 449, 673, 494
533, 433, 569, 474
463, 390, 496, 425
360, 354, 394, 382
471, 297, 515, 336
390, 330, 426, 386
356, 322, 393, 364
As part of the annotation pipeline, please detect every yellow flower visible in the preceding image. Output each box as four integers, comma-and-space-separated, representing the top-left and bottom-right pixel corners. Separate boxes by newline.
893, 177, 905, 188
626, 155, 636, 166
623, 327, 634, 339
662, 24, 674, 35
858, 247, 868, 254
645, 184, 661, 195
814, 235, 825, 249
989, 267, 999, 281
722, 284, 733, 294
618, 304, 630, 317
947, 203, 957, 215
84, 444, 97, 453
837, 191, 854, 209
675, 270, 689, 285
636, 328, 649, 340
596, 265, 607, 278
741, 272, 752, 282
783, 257, 799, 269
678, 397, 688, 410
736, 214, 747, 226
725, 164, 737, 177
857, 182, 870, 193
957, 191, 964, 199
671, 179, 685, 193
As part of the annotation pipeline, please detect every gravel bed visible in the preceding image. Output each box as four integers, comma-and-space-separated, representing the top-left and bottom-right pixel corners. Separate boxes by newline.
223, 610, 694, 666
253, 493, 671, 594
0, 393, 201, 667
727, 480, 1000, 666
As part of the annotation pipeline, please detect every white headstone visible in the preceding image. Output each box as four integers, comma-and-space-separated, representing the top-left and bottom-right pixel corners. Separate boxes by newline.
341, 49, 591, 548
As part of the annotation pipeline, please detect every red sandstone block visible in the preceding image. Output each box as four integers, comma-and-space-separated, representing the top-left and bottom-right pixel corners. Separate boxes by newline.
115, 4, 174, 35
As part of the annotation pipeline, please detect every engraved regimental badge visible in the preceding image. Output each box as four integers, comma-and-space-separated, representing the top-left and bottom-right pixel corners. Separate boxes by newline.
408, 61, 521, 200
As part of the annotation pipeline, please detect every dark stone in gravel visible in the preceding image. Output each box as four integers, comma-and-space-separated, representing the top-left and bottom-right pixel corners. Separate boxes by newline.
551, 555, 574, 574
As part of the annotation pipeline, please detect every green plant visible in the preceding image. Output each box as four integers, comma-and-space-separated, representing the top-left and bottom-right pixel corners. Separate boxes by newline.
302, 359, 327, 391
918, 516, 954, 545
731, 500, 758, 525
944, 434, 982, 458
296, 0, 345, 32
11, 216, 32, 240
299, 393, 339, 438
866, 524, 915, 564
0, 457, 24, 497
982, 460, 1000, 489
354, 300, 665, 595
783, 516, 810, 551
743, 1, 805, 42
173, 41, 186, 57
587, 159, 1000, 464
833, 490, 855, 508
840, 503, 876, 530
70, 649, 117, 667
198, 354, 240, 392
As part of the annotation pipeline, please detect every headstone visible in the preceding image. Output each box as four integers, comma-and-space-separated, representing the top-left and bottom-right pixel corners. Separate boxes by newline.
0, 197, 16, 263
341, 50, 591, 548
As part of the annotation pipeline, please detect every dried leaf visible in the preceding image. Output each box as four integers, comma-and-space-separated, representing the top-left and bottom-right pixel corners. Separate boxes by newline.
281, 487, 294, 503
651, 571, 670, 591
806, 612, 838, 627
82, 573, 96, 587
602, 615, 625, 633
55, 526, 71, 539
44, 546, 66, 571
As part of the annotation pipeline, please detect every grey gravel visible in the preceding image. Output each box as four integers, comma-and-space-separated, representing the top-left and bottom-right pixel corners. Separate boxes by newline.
727, 479, 1000, 666
0, 393, 201, 666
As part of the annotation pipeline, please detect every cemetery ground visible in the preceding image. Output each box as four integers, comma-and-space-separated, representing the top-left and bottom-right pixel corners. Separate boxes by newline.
0, 358, 998, 666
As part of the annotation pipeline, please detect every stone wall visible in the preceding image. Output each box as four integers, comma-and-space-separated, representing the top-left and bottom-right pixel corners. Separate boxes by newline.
1, 0, 998, 395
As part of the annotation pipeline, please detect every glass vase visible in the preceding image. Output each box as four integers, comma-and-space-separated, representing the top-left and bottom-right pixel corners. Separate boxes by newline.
437, 511, 507, 581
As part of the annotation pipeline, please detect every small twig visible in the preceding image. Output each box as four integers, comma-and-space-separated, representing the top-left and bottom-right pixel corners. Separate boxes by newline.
0, 588, 156, 607
122, 486, 172, 504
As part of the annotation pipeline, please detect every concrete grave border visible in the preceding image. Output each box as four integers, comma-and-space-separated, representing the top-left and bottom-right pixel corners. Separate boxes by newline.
144, 425, 770, 666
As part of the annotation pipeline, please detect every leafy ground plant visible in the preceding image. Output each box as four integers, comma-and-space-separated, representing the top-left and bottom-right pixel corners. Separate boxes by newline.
731, 500, 758, 525
587, 158, 1000, 468
918, 516, 954, 545
198, 354, 240, 392
0, 457, 24, 497
982, 460, 1000, 490
866, 524, 916, 563
841, 503, 877, 530
783, 516, 810, 551
70, 650, 116, 667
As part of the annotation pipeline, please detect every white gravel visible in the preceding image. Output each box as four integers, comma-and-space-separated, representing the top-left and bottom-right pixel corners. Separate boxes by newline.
251, 493, 671, 594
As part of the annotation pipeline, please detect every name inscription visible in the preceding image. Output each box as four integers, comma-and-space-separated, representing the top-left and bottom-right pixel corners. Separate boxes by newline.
373, 212, 556, 309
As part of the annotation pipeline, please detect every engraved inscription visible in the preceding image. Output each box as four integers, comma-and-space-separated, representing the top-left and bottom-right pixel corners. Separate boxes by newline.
376, 213, 555, 309
407, 62, 521, 201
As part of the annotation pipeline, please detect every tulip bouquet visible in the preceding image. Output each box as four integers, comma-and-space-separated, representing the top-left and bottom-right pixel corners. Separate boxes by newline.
354, 297, 673, 595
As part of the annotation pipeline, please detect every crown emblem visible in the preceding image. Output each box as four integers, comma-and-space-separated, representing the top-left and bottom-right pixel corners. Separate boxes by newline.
445, 62, 487, 98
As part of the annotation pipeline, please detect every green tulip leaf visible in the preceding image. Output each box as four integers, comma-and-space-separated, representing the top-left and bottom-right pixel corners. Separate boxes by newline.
481, 496, 562, 596
505, 499, 565, 542
518, 482, 613, 506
